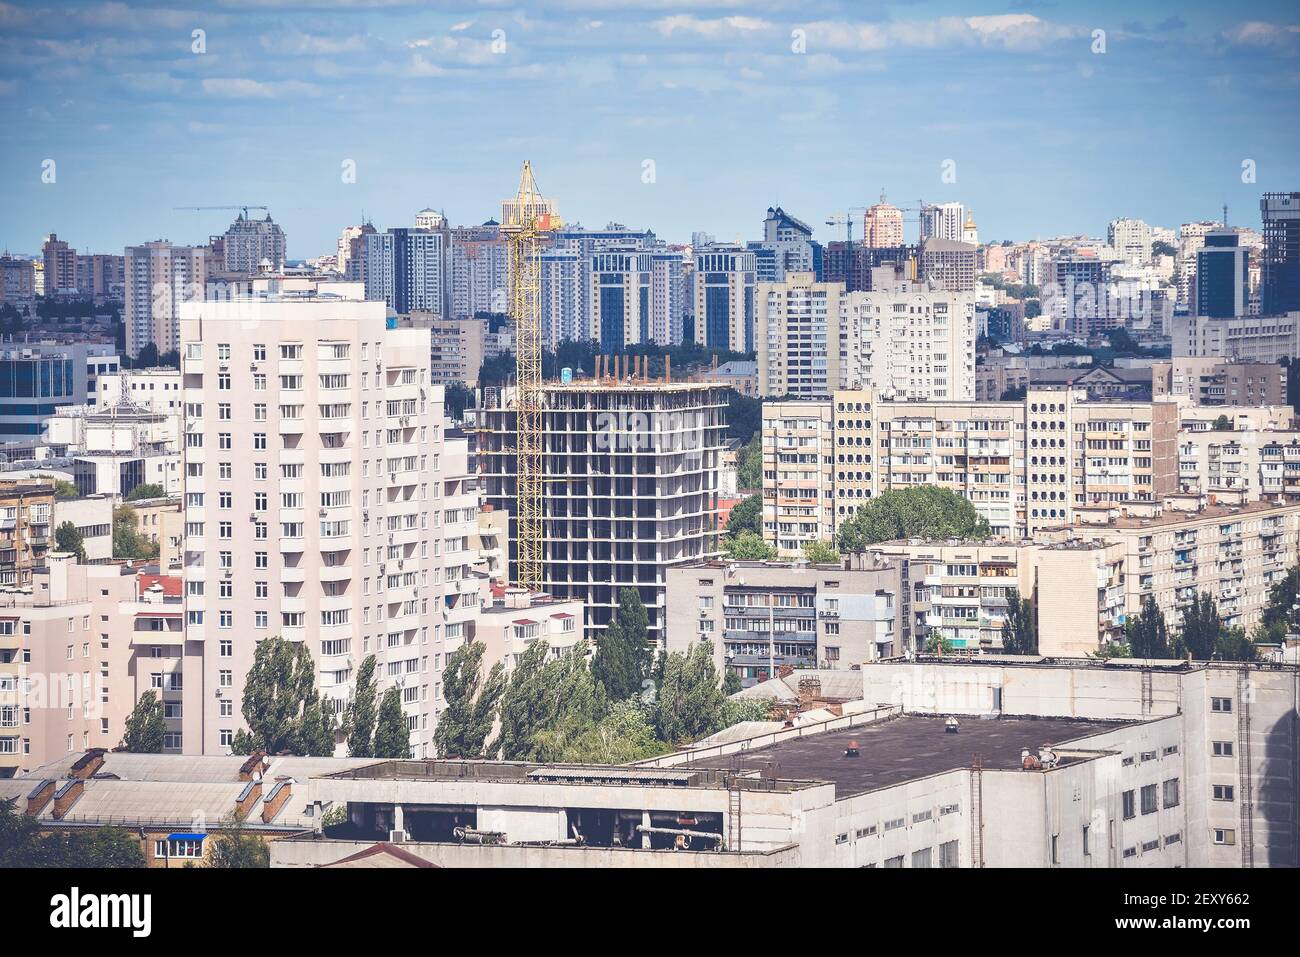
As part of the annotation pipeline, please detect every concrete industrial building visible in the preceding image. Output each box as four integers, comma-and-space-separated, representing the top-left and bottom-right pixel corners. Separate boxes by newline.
761, 387, 1179, 554
665, 557, 904, 686
9, 655, 1295, 869
478, 378, 725, 643
179, 287, 468, 759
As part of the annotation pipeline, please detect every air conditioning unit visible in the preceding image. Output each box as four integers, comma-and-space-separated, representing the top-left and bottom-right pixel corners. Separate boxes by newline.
318, 508, 328, 517
388, 829, 407, 844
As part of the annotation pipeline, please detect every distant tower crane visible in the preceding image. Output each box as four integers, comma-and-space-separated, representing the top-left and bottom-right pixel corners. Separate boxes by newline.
500, 162, 561, 591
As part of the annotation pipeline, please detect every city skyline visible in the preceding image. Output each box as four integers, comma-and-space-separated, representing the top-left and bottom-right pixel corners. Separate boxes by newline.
2, 1, 1300, 256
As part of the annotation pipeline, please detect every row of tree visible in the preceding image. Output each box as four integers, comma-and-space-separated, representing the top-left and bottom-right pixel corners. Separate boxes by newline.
434, 589, 768, 761
121, 591, 765, 763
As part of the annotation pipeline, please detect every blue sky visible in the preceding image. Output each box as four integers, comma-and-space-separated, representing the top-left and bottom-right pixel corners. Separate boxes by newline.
2, 0, 1299, 258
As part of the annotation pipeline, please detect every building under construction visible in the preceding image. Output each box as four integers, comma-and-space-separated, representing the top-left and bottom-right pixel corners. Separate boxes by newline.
478, 359, 726, 643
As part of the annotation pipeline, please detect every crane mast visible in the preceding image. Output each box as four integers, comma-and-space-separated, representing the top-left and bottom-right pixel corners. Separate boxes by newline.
500, 162, 560, 590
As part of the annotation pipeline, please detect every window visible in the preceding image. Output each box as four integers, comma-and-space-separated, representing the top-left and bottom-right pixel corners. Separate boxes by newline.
1122, 789, 1136, 820
1211, 697, 1232, 713
1213, 828, 1236, 846
1163, 778, 1180, 809
911, 847, 932, 869
883, 855, 904, 869
1212, 741, 1234, 757
1212, 784, 1235, 802
938, 840, 959, 868
1082, 825, 1090, 857
155, 838, 203, 859
1140, 784, 1158, 815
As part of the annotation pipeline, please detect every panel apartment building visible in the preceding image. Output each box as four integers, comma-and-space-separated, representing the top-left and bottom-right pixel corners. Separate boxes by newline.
179, 289, 466, 759
870, 498, 1300, 657
762, 387, 1179, 555
665, 557, 903, 687
755, 268, 975, 402
478, 378, 726, 643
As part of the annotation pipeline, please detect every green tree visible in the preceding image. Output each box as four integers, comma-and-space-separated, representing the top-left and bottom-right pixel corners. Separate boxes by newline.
591, 588, 652, 702
725, 493, 762, 536
653, 642, 725, 745
736, 433, 762, 490
1000, 588, 1038, 655
54, 521, 86, 561
342, 655, 379, 757
434, 641, 506, 758
836, 486, 991, 552
554, 699, 665, 764
925, 635, 955, 654
112, 504, 160, 560
1179, 592, 1221, 661
230, 636, 333, 756
0, 800, 145, 867
126, 482, 166, 501
372, 687, 410, 758
208, 813, 270, 868
1216, 626, 1257, 663
722, 669, 742, 696
529, 647, 609, 762
1213, 414, 1232, 431
725, 530, 777, 560
802, 539, 840, 564
47, 479, 77, 500
498, 640, 554, 761
1125, 596, 1173, 659
119, 690, 166, 753
1256, 564, 1300, 645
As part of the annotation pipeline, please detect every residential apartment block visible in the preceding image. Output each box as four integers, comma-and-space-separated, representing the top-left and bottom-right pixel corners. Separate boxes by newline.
756, 273, 848, 399
1152, 357, 1287, 407
762, 388, 1179, 555
179, 290, 465, 759
665, 557, 903, 687
124, 241, 207, 359
1, 556, 187, 778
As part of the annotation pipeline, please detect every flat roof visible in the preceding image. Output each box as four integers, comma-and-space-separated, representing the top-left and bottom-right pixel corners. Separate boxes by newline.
681, 715, 1126, 798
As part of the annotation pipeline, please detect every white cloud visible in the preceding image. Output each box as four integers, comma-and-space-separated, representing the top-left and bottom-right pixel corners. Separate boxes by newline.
1224, 21, 1300, 48
654, 15, 772, 38
201, 77, 321, 98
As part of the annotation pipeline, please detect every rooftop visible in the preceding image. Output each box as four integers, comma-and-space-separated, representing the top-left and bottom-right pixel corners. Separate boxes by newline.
680, 715, 1127, 798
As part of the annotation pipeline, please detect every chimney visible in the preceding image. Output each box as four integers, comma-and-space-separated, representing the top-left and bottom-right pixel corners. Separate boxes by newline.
235, 778, 263, 819
238, 751, 268, 782
26, 779, 56, 817
664, 354, 671, 383
262, 777, 293, 824
68, 747, 107, 780
51, 778, 85, 820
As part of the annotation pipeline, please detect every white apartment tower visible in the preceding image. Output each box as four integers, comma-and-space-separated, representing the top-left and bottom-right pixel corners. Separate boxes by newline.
845, 268, 976, 401
124, 242, 207, 359
1108, 217, 1153, 266
920, 202, 965, 242
179, 290, 458, 759
756, 272, 849, 398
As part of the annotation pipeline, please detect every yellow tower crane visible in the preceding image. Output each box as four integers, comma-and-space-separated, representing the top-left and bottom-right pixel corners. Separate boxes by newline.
500, 161, 561, 590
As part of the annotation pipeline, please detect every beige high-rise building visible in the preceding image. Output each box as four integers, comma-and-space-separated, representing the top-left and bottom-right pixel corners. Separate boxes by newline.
863, 195, 904, 248
762, 387, 1179, 555
756, 273, 848, 398
179, 288, 471, 759
125, 242, 207, 359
